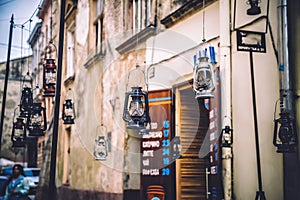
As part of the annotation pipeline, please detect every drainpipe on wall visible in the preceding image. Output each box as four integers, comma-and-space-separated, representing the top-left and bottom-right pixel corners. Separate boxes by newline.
219, 0, 232, 199
276, 0, 299, 198
276, 0, 297, 151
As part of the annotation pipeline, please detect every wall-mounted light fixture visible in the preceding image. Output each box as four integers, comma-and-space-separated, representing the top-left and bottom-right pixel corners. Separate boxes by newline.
62, 89, 76, 124
273, 112, 297, 153
246, 0, 262, 15
193, 53, 215, 99
27, 102, 47, 137
233, 0, 270, 33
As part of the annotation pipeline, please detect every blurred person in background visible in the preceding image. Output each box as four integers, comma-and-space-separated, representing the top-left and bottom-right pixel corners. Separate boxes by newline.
4, 164, 29, 200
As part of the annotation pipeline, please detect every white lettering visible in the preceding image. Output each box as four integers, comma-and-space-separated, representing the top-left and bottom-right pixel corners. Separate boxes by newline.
142, 141, 160, 148
142, 159, 150, 166
142, 169, 160, 176
143, 150, 154, 157
142, 131, 163, 139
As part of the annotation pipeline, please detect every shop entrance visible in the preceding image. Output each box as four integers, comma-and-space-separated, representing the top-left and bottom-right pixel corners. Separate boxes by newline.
174, 82, 210, 200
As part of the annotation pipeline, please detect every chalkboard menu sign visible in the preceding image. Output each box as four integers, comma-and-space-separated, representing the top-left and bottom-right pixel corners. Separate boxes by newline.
208, 67, 224, 199
140, 89, 175, 200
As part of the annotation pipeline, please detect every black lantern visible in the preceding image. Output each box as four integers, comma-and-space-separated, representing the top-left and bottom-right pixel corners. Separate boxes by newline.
123, 86, 150, 130
246, 0, 261, 15
62, 88, 76, 124
171, 136, 181, 160
27, 102, 47, 136
62, 99, 75, 124
220, 126, 233, 147
193, 56, 215, 99
43, 58, 57, 97
19, 86, 33, 118
273, 112, 297, 153
11, 117, 27, 148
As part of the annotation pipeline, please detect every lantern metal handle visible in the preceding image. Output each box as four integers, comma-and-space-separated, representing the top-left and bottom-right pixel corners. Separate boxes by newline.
126, 65, 148, 92
142, 90, 150, 122
122, 92, 131, 123
44, 40, 58, 60
42, 106, 47, 131
21, 72, 33, 90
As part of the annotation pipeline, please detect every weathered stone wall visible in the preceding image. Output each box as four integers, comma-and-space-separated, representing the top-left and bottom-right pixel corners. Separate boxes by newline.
0, 56, 33, 162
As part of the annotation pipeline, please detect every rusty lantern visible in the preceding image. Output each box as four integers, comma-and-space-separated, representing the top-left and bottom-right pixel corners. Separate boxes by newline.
43, 58, 57, 97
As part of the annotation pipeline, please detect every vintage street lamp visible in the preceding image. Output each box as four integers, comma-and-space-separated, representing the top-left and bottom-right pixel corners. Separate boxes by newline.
273, 112, 297, 153
62, 89, 76, 124
193, 55, 216, 99
11, 108, 27, 148
246, 0, 261, 15
123, 86, 150, 130
27, 102, 47, 137
94, 124, 108, 160
43, 58, 57, 97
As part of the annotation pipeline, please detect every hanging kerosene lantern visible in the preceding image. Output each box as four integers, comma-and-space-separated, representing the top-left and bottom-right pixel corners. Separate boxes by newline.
62, 89, 76, 124
123, 86, 150, 130
193, 51, 216, 99
43, 42, 57, 97
94, 124, 108, 160
27, 102, 47, 137
123, 86, 150, 129
11, 108, 27, 148
19, 75, 33, 118
123, 65, 151, 131
43, 58, 57, 97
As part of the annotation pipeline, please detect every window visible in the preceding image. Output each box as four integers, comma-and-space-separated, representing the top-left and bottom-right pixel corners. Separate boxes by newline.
94, 0, 104, 54
67, 29, 75, 78
133, 0, 151, 32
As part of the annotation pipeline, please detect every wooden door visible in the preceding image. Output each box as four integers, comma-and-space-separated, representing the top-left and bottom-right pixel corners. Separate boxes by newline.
174, 83, 210, 200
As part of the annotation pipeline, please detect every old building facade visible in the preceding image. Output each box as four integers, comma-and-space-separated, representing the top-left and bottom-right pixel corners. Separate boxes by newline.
26, 0, 300, 199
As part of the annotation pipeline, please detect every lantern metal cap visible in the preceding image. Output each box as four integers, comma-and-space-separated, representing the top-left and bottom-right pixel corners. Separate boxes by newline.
12, 141, 26, 148
28, 128, 45, 137
63, 117, 75, 124
195, 91, 215, 99
247, 6, 261, 15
